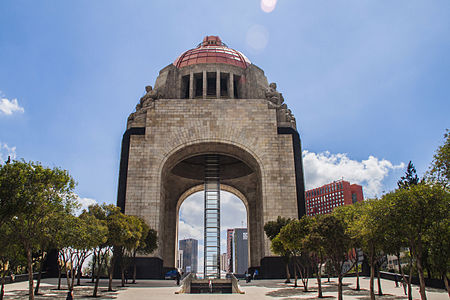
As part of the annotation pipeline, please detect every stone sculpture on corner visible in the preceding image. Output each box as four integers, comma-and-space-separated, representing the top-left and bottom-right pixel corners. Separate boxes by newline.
265, 82, 284, 108
136, 85, 162, 111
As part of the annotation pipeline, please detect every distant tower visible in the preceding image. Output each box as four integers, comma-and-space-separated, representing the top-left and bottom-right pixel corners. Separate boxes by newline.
179, 239, 198, 274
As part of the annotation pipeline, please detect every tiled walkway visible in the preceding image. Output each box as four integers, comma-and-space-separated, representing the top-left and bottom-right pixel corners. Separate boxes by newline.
3, 276, 448, 299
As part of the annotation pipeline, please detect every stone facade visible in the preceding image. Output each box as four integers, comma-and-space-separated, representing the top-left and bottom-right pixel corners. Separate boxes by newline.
117, 37, 305, 278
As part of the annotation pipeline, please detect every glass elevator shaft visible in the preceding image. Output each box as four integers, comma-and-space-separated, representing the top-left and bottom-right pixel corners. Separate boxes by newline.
203, 155, 221, 278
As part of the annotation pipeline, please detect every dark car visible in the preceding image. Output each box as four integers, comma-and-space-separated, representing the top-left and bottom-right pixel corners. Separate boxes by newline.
165, 270, 178, 280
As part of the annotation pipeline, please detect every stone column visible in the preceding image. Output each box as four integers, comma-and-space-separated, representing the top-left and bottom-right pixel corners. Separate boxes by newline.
202, 70, 207, 99
216, 70, 220, 98
189, 71, 194, 99
229, 73, 234, 99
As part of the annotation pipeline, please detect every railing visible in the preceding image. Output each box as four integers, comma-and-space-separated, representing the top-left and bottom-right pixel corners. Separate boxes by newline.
176, 272, 195, 294
230, 274, 245, 294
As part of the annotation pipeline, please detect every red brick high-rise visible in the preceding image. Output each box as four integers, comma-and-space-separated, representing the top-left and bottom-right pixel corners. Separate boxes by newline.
305, 180, 364, 216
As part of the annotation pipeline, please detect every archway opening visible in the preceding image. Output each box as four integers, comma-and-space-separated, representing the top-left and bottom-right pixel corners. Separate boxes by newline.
159, 142, 264, 275
177, 190, 248, 278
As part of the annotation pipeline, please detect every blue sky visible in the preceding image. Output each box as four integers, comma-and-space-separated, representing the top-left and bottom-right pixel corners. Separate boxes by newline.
1, 1, 449, 216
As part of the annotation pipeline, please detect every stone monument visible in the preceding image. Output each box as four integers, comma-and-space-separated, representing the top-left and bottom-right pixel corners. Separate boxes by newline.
117, 36, 306, 279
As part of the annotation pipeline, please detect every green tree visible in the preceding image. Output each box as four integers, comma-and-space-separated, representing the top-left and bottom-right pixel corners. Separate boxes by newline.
119, 215, 144, 287
133, 221, 157, 284
0, 223, 25, 300
387, 183, 449, 300
304, 214, 327, 298
264, 216, 291, 282
333, 203, 364, 291
104, 206, 134, 291
427, 217, 450, 296
349, 199, 388, 300
83, 204, 110, 297
397, 161, 420, 189
3, 160, 76, 300
314, 214, 352, 300
427, 129, 449, 188
278, 217, 312, 291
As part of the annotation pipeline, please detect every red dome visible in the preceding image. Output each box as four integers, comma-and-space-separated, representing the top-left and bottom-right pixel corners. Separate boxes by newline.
174, 36, 251, 69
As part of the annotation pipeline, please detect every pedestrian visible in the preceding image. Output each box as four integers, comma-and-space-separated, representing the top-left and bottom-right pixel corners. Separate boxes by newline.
253, 269, 258, 280
176, 270, 181, 286
245, 271, 251, 283
394, 274, 399, 287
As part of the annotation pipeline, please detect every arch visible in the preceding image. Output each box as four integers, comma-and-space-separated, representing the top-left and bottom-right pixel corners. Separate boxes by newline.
158, 141, 265, 270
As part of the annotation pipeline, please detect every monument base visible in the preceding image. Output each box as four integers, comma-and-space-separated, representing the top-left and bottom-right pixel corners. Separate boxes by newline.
114, 257, 165, 279
259, 256, 289, 279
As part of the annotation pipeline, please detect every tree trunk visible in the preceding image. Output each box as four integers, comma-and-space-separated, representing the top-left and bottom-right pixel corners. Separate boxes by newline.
71, 267, 76, 290
66, 267, 72, 292
443, 274, 449, 298
293, 257, 298, 288
356, 264, 360, 291
108, 255, 115, 291
408, 263, 413, 300
121, 264, 125, 287
1, 273, 5, 300
26, 247, 34, 300
133, 260, 137, 284
316, 267, 323, 298
34, 261, 42, 295
369, 254, 375, 300
91, 253, 96, 283
93, 254, 102, 298
397, 253, 407, 295
337, 274, 343, 300
416, 254, 427, 300
76, 265, 82, 286
285, 261, 291, 283
57, 265, 62, 290
377, 266, 383, 296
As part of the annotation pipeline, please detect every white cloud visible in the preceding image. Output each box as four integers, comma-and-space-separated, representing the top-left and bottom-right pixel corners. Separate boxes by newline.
0, 97, 24, 115
75, 196, 98, 215
302, 150, 404, 197
0, 142, 17, 162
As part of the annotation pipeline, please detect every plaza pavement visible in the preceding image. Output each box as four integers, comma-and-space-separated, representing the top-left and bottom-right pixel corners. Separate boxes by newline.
3, 276, 448, 299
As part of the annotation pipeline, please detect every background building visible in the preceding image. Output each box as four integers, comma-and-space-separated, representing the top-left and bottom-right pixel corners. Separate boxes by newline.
220, 253, 227, 272
233, 228, 249, 275
177, 249, 183, 270
305, 180, 364, 216
226, 229, 234, 273
179, 238, 198, 274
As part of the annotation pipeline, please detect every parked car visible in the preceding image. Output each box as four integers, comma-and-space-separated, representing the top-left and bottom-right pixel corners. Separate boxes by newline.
165, 270, 178, 280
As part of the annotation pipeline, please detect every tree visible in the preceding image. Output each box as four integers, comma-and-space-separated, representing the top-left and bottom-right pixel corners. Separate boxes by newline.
350, 199, 388, 300
119, 215, 144, 287
132, 222, 157, 284
387, 183, 449, 300
82, 204, 110, 297
427, 129, 449, 188
333, 203, 364, 291
2, 160, 76, 300
397, 161, 420, 189
0, 223, 25, 300
264, 216, 291, 282
278, 217, 312, 291
427, 217, 450, 297
315, 214, 352, 300
304, 214, 327, 298
0, 160, 26, 227
380, 193, 410, 297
